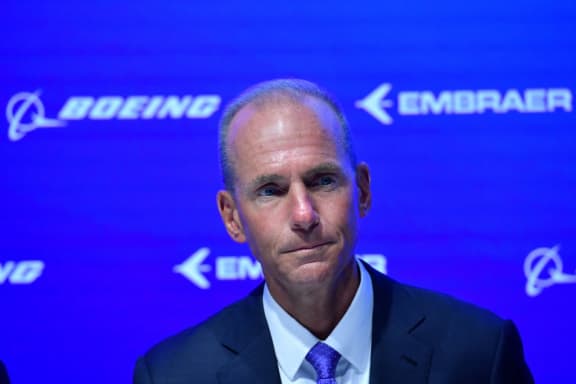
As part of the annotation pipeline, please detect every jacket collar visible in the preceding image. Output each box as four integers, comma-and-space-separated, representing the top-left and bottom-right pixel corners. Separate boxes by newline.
216, 262, 433, 384
217, 285, 282, 384
366, 263, 433, 384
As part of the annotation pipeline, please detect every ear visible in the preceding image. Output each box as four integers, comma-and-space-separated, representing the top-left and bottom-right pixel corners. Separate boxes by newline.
355, 162, 372, 218
216, 190, 246, 243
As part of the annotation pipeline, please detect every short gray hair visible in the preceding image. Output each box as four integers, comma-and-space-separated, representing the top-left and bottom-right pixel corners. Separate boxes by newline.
218, 78, 357, 192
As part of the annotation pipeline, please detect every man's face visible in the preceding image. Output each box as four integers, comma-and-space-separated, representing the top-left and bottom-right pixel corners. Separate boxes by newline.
217, 97, 371, 293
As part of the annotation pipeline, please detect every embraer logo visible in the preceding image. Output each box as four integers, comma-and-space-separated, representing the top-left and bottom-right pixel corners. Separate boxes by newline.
355, 83, 394, 125
356, 83, 573, 124
175, 248, 388, 289
174, 248, 262, 289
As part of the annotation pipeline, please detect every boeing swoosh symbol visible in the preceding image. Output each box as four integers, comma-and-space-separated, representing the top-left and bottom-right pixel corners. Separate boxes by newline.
6, 91, 65, 141
524, 245, 576, 297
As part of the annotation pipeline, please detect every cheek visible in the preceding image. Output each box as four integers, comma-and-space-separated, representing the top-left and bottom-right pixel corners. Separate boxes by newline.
241, 212, 282, 253
330, 194, 359, 239
325, 190, 357, 218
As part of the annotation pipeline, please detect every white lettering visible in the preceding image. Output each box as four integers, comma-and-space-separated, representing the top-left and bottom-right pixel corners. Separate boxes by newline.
393, 88, 573, 117
56, 94, 221, 121
420, 92, 452, 114
117, 96, 149, 119
58, 97, 94, 119
524, 89, 546, 112
186, 96, 221, 118
548, 89, 572, 112
215, 257, 237, 280
453, 91, 475, 114
157, 96, 193, 119
398, 92, 420, 115
0, 261, 44, 284
0, 261, 15, 283
141, 96, 164, 119
236, 257, 262, 279
500, 90, 525, 112
215, 256, 262, 280
476, 90, 501, 113
90, 97, 123, 119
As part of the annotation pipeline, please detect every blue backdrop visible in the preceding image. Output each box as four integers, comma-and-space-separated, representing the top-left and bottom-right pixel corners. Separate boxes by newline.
1, 1, 575, 383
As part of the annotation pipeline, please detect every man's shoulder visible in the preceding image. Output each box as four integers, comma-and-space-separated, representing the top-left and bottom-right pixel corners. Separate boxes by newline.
374, 269, 519, 361
397, 278, 504, 327
367, 265, 510, 352
368, 264, 504, 330
367, 268, 533, 382
139, 285, 265, 375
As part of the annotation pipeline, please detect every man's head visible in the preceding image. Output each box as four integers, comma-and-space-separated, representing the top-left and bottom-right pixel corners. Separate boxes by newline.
218, 79, 357, 192
216, 79, 371, 298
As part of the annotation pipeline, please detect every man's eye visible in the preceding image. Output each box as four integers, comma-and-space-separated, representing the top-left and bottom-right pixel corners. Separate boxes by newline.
316, 175, 337, 187
257, 186, 280, 197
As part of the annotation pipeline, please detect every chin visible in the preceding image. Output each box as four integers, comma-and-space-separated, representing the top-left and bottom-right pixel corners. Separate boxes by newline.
289, 260, 337, 285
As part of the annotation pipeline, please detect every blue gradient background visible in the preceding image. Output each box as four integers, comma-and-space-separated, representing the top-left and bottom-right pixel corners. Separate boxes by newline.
1, 1, 575, 383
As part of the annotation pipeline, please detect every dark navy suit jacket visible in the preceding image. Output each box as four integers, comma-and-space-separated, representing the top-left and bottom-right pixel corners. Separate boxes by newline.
0, 360, 10, 384
134, 263, 534, 383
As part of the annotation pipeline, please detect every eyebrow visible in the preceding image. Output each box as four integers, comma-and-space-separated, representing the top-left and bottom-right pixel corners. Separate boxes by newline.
247, 173, 287, 191
302, 162, 344, 180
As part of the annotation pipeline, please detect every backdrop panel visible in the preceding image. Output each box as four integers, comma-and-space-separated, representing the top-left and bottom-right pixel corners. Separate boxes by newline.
1, 1, 575, 383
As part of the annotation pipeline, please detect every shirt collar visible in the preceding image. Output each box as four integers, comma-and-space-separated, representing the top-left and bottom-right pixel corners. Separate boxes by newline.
263, 259, 374, 380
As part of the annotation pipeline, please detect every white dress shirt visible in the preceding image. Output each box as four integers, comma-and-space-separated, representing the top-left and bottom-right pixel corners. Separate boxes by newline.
263, 260, 374, 384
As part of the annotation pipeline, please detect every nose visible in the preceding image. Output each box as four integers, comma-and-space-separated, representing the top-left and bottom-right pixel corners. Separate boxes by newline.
289, 185, 319, 232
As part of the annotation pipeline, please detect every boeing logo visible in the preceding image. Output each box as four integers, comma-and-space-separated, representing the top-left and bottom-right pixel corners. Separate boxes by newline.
6, 90, 222, 141
175, 248, 388, 289
6, 91, 66, 141
0, 260, 45, 285
356, 83, 573, 124
524, 245, 576, 297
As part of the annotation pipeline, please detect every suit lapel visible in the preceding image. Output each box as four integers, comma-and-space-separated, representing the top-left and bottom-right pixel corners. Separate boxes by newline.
217, 285, 281, 384
366, 264, 433, 384
215, 265, 433, 384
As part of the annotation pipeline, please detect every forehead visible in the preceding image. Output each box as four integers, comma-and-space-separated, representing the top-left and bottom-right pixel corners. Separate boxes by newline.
227, 96, 346, 162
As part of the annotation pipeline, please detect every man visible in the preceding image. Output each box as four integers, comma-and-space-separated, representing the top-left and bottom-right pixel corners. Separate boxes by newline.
134, 79, 534, 383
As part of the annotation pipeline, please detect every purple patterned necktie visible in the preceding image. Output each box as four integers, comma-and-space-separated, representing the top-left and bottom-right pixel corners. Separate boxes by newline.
305, 342, 341, 384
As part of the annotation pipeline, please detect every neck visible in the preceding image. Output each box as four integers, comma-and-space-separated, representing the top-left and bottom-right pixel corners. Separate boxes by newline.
268, 261, 360, 340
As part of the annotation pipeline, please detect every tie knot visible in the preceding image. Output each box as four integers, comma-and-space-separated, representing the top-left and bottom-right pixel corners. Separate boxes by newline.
305, 342, 341, 383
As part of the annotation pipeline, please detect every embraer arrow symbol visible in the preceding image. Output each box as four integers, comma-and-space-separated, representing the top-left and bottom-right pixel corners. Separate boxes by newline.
355, 83, 394, 125
174, 247, 212, 289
